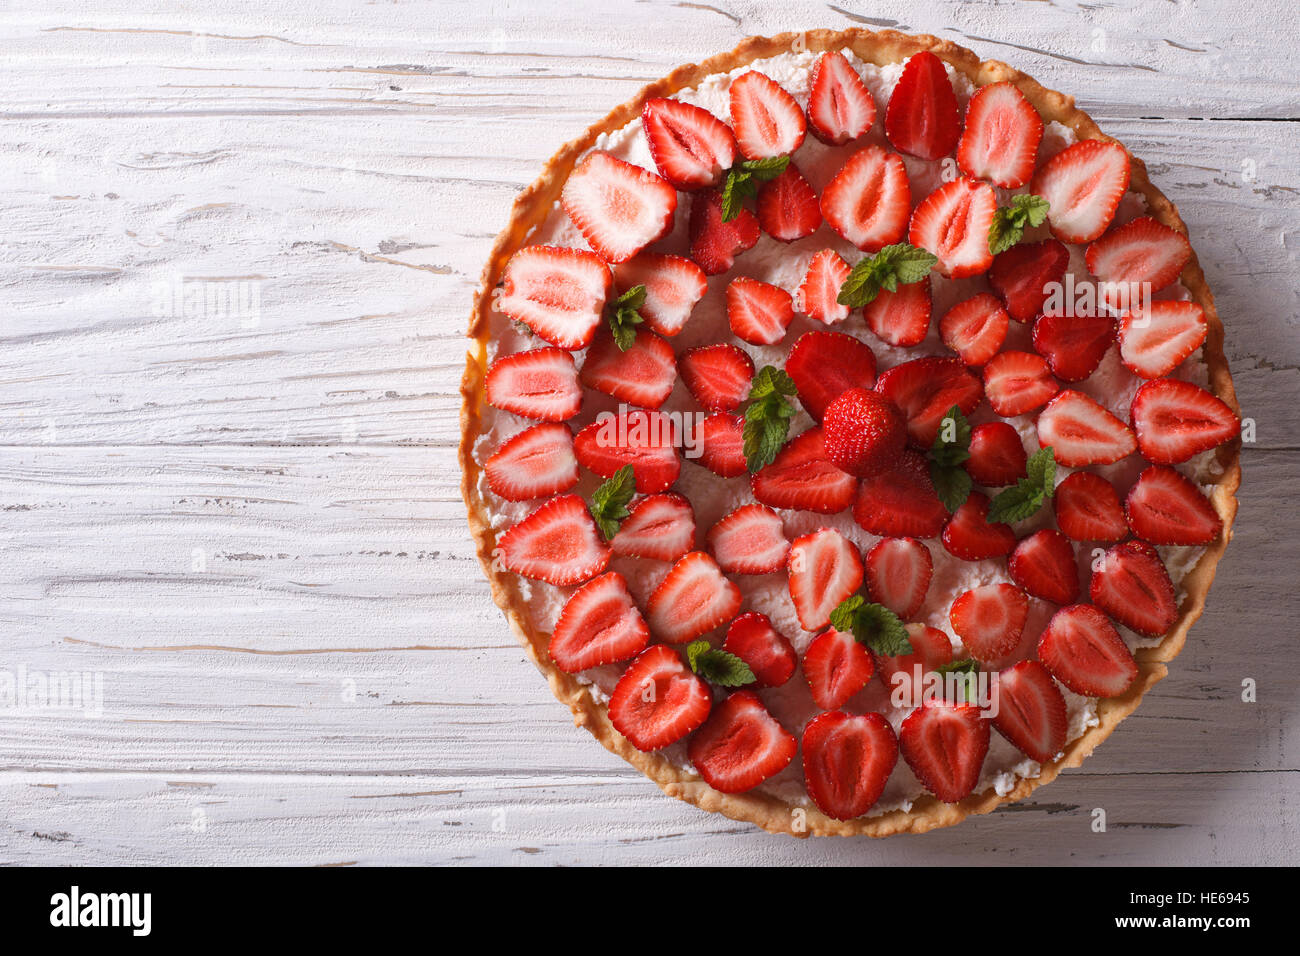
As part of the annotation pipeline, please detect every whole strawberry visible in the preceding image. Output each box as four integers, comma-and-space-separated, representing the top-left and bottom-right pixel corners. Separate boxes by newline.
822, 387, 907, 477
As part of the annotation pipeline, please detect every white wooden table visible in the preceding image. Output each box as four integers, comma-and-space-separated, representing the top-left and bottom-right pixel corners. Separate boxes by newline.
2, 0, 1296, 865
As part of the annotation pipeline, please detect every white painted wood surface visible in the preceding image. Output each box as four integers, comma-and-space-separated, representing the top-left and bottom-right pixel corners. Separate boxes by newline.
2, 0, 1297, 865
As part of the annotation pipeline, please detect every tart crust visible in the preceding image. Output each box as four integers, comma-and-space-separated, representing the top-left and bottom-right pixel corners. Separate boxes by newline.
460, 29, 1242, 837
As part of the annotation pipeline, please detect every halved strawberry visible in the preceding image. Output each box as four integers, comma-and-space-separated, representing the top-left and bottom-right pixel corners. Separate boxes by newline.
1089, 541, 1177, 637
866, 537, 933, 620
940, 293, 1009, 367
751, 427, 859, 514
679, 343, 754, 412
549, 571, 649, 673
1124, 465, 1222, 546
885, 51, 960, 160
1029, 139, 1131, 244
610, 492, 696, 561
574, 409, 681, 492
1086, 215, 1192, 292
965, 421, 1027, 487
756, 163, 822, 242
687, 690, 797, 793
785, 330, 878, 421
579, 325, 677, 409
949, 582, 1029, 661
956, 81, 1043, 188
498, 245, 611, 350
875, 356, 984, 447
802, 711, 897, 820
727, 276, 795, 345
1038, 603, 1139, 697
1008, 529, 1080, 605
803, 628, 875, 709
723, 612, 797, 687
942, 492, 1016, 561
646, 550, 742, 644
689, 187, 761, 275
854, 450, 948, 538
863, 277, 933, 346
642, 97, 737, 190
991, 660, 1067, 762
798, 250, 852, 325
982, 350, 1059, 417
1031, 309, 1114, 383
989, 238, 1069, 324
1053, 471, 1128, 543
485, 347, 582, 423
497, 494, 611, 586
730, 69, 807, 159
900, 700, 990, 803
693, 412, 747, 478
561, 151, 677, 263
909, 177, 998, 278
820, 145, 911, 251
609, 644, 711, 751
806, 51, 876, 145
706, 503, 789, 574
1117, 301, 1208, 379
1130, 378, 1239, 465
613, 253, 707, 337
1036, 390, 1137, 467
822, 387, 908, 478
485, 422, 579, 501
788, 527, 864, 631
876, 623, 953, 702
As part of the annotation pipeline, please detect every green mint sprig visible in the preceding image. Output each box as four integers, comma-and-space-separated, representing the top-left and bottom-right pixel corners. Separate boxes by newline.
927, 404, 973, 513
686, 640, 755, 686
987, 194, 1050, 255
836, 242, 937, 309
742, 365, 799, 473
987, 445, 1057, 524
587, 465, 636, 540
606, 284, 646, 351
829, 595, 913, 656
721, 156, 790, 222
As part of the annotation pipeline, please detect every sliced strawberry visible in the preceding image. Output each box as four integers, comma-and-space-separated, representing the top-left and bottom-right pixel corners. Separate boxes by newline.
1009, 529, 1080, 604
942, 492, 1017, 561
992, 660, 1067, 762
989, 238, 1070, 324
1124, 465, 1222, 546
498, 245, 611, 350
1086, 215, 1192, 292
1031, 309, 1114, 383
679, 343, 754, 412
689, 187, 760, 275
909, 177, 998, 278
1038, 604, 1139, 697
866, 537, 933, 620
610, 492, 696, 561
788, 527, 865, 631
687, 690, 797, 793
706, 503, 789, 575
957, 81, 1043, 188
863, 277, 933, 346
497, 493, 611, 586
726, 276, 795, 345
1131, 378, 1239, 465
802, 711, 897, 820
1053, 471, 1128, 543
820, 145, 911, 251
900, 700, 990, 803
876, 623, 953, 702
965, 421, 1027, 487
803, 628, 875, 709
854, 450, 948, 538
549, 571, 649, 673
642, 97, 736, 190
1037, 390, 1137, 467
798, 249, 852, 325
579, 325, 677, 409
609, 644, 711, 751
875, 356, 984, 448
723, 612, 797, 687
806, 51, 876, 145
646, 550, 742, 644
950, 582, 1029, 661
1029, 139, 1131, 244
756, 163, 822, 242
1090, 541, 1177, 637
751, 427, 858, 515
561, 151, 677, 263
485, 347, 582, 423
885, 51, 960, 160
574, 409, 681, 492
1117, 301, 1208, 379
694, 412, 747, 478
822, 387, 908, 478
730, 69, 807, 159
785, 330, 878, 421
612, 253, 707, 337
982, 350, 1059, 417
485, 422, 579, 502
940, 293, 1009, 366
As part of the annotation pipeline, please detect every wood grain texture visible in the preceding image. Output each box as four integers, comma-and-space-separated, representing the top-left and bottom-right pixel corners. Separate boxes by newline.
1, 0, 1297, 864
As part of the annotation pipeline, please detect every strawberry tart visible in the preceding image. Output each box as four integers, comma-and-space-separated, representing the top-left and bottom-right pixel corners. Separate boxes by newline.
460, 29, 1241, 836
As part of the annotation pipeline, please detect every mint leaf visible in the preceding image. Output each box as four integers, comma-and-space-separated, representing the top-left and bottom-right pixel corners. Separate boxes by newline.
988, 194, 1050, 255
686, 640, 755, 687
937, 657, 980, 703
987, 445, 1057, 524
931, 461, 973, 514
742, 366, 799, 472
587, 465, 636, 540
607, 284, 646, 351
926, 404, 973, 512
837, 243, 938, 308
720, 156, 790, 222
830, 595, 913, 656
